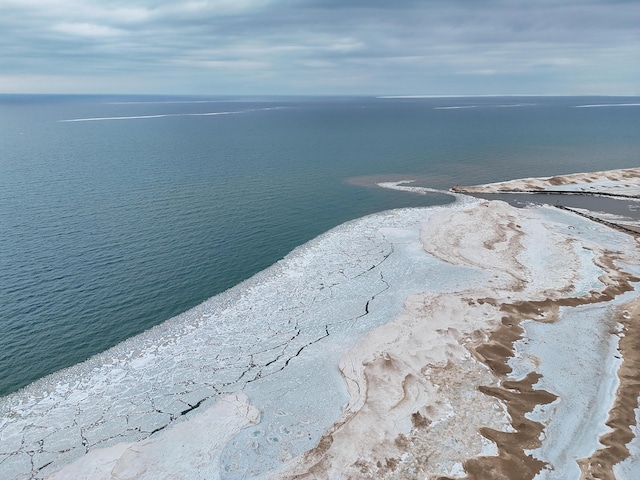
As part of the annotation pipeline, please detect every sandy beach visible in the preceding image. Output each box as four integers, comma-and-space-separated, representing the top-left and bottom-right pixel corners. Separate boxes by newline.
451, 167, 640, 197
2, 168, 639, 480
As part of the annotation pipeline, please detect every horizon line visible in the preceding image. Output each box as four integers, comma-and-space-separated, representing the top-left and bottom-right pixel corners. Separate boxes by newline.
1, 92, 639, 98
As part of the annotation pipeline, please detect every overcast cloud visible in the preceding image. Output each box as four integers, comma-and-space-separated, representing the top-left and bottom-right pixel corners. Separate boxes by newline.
0, 0, 638, 95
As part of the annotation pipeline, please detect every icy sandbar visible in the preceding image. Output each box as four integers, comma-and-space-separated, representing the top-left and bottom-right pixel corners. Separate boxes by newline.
452, 167, 640, 197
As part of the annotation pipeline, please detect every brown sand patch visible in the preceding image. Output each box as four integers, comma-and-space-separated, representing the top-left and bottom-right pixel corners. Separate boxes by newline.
272, 197, 639, 480
274, 293, 511, 480
437, 373, 556, 480
547, 176, 564, 186
450, 250, 639, 480
577, 297, 640, 479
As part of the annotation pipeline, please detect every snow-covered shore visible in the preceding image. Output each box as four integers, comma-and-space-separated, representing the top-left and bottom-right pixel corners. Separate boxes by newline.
271, 187, 640, 480
451, 167, 640, 197
2, 169, 639, 480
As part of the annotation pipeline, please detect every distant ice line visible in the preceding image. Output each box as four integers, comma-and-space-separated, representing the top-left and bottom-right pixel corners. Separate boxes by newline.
434, 104, 536, 110
58, 111, 241, 122
57, 107, 284, 122
378, 95, 640, 109
105, 100, 232, 105
574, 103, 640, 108
376, 94, 542, 98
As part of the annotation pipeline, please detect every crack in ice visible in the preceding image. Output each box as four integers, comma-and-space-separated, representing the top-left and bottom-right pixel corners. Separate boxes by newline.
0, 206, 437, 479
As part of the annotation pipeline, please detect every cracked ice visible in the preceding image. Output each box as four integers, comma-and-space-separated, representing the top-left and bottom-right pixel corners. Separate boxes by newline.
1, 202, 473, 480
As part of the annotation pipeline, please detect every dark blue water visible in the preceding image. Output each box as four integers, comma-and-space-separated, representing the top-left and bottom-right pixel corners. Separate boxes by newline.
1, 95, 638, 397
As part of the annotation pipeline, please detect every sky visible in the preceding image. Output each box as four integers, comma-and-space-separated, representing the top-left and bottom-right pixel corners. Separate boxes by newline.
0, 0, 638, 96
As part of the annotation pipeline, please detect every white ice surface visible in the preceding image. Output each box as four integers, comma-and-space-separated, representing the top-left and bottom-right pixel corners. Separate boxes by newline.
46, 393, 260, 480
2, 189, 639, 480
513, 282, 640, 480
513, 302, 624, 480
0, 199, 485, 480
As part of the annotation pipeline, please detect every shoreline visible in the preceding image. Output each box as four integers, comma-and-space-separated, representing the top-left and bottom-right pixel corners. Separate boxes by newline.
270, 183, 640, 479
450, 167, 640, 197
451, 168, 640, 239
2, 168, 640, 479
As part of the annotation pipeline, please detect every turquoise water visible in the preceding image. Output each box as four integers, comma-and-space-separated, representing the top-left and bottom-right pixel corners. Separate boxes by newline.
1, 95, 638, 397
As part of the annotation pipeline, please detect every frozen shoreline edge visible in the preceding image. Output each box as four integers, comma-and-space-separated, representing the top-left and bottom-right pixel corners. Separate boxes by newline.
2, 168, 640, 480
270, 177, 640, 480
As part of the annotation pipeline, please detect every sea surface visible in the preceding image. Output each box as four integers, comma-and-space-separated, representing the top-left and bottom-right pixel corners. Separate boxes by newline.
1, 94, 639, 397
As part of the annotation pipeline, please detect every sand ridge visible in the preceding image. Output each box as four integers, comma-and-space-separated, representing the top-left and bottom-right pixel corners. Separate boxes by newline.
271, 194, 640, 479
577, 297, 640, 479
451, 167, 640, 197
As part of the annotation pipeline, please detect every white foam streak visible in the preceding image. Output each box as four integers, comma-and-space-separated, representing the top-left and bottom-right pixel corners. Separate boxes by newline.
434, 104, 534, 110
59, 111, 242, 122
377, 94, 537, 99
434, 105, 477, 110
59, 107, 284, 122
376, 180, 474, 204
105, 100, 230, 105
574, 103, 640, 108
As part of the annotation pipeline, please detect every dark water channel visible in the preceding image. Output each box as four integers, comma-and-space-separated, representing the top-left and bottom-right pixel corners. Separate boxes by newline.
469, 192, 640, 222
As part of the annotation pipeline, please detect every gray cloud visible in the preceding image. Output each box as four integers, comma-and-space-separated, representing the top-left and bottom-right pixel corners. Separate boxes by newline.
0, 0, 638, 94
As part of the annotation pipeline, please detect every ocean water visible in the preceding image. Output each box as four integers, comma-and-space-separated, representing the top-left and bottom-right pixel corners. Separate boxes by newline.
1, 95, 639, 398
